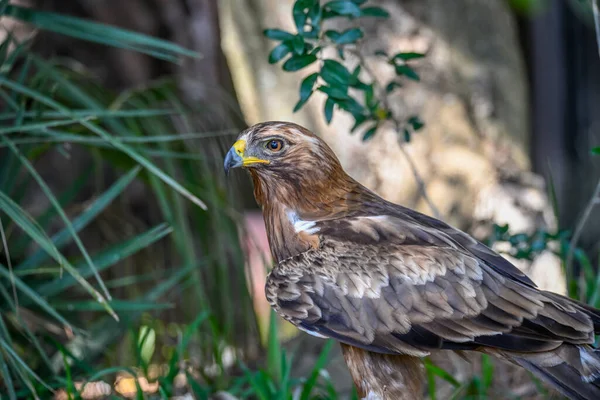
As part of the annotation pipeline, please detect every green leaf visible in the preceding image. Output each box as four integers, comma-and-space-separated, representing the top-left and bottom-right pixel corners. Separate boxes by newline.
292, 0, 308, 32
294, 73, 319, 112
393, 52, 425, 61
395, 64, 420, 81
360, 6, 390, 18
324, 30, 341, 41
350, 115, 368, 132
4, 5, 198, 63
403, 128, 411, 142
0, 188, 118, 319
408, 115, 424, 131
317, 85, 349, 100
291, 35, 305, 55
385, 81, 402, 93
324, 0, 362, 17
320, 59, 351, 86
351, 65, 361, 79
324, 98, 335, 124
374, 49, 389, 57
268, 43, 291, 64
362, 123, 378, 141
138, 326, 156, 366
481, 354, 494, 391
282, 54, 317, 71
592, 146, 600, 155
2, 73, 208, 211
0, 133, 115, 306
0, 340, 52, 392
51, 300, 172, 312
36, 224, 172, 298
263, 29, 295, 41
364, 84, 375, 108
17, 166, 141, 270
0, 342, 16, 400
335, 97, 366, 116
267, 310, 281, 382
299, 339, 335, 400
332, 27, 363, 44
0, 263, 72, 331
305, 0, 322, 38
424, 358, 460, 388
186, 371, 210, 399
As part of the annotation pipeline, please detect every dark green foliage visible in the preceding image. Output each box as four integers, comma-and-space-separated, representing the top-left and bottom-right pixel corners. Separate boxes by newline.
264, 0, 425, 141
0, 4, 257, 398
3, 3, 198, 62
269, 43, 292, 64
294, 73, 319, 112
283, 54, 318, 71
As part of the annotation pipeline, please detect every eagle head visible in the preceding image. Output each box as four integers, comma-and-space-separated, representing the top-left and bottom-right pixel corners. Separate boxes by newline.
223, 121, 354, 208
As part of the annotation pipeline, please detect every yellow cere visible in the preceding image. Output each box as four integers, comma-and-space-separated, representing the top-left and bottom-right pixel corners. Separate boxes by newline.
233, 139, 246, 156
233, 139, 270, 166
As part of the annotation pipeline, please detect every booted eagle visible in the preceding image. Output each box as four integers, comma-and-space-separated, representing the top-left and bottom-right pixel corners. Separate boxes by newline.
224, 121, 600, 400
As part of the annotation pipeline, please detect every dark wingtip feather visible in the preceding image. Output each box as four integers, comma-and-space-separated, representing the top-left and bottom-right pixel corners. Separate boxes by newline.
510, 345, 600, 400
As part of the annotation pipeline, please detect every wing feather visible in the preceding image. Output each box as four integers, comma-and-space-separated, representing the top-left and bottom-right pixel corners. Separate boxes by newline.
266, 214, 597, 357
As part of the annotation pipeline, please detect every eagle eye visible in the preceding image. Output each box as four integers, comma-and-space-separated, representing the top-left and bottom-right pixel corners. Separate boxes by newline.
265, 139, 284, 152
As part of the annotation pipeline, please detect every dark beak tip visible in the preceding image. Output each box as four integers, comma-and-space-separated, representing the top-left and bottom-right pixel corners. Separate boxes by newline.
224, 147, 243, 176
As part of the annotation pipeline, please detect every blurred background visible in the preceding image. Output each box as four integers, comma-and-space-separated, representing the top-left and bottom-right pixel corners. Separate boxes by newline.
0, 0, 599, 398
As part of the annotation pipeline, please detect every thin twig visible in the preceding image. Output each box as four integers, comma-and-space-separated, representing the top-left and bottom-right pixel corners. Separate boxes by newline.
566, 179, 600, 276
565, 0, 600, 274
350, 48, 441, 219
397, 143, 441, 218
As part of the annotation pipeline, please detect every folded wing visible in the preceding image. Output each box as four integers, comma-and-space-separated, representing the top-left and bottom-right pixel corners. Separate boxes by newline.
266, 213, 598, 357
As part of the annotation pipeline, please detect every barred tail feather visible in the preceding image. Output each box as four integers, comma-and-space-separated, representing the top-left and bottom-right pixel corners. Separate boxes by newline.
508, 345, 600, 400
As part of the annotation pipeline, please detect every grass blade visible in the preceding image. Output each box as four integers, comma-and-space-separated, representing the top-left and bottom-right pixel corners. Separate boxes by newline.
17, 166, 141, 270
51, 300, 173, 312
424, 357, 460, 388
0, 133, 114, 306
299, 339, 335, 400
35, 223, 172, 298
0, 339, 53, 391
0, 190, 116, 320
0, 75, 208, 211
0, 264, 71, 329
4, 4, 199, 63
267, 310, 281, 383
0, 314, 17, 400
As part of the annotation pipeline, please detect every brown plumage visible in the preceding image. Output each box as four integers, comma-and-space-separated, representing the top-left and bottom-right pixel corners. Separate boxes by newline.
224, 121, 600, 400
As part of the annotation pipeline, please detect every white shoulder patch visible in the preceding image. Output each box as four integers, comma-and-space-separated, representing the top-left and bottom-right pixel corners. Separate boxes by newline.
287, 210, 320, 234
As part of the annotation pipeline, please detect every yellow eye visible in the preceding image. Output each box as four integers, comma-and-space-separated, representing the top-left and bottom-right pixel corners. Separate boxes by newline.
266, 139, 284, 152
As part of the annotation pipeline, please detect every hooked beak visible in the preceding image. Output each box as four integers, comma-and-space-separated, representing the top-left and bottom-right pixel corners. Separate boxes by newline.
223, 139, 270, 175
224, 145, 243, 176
